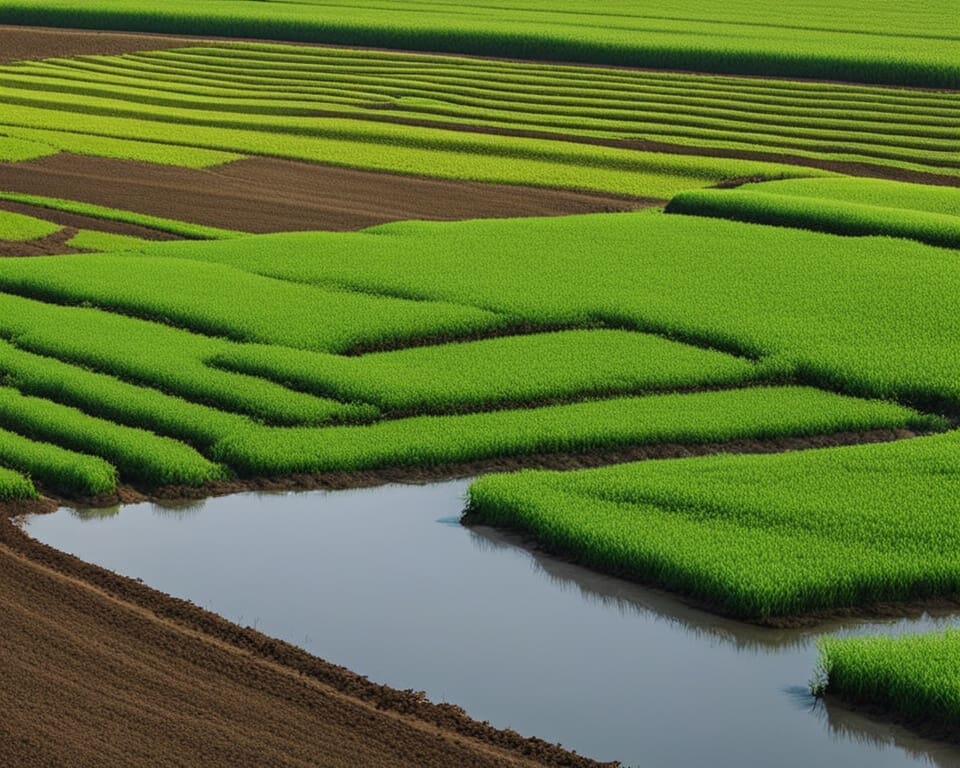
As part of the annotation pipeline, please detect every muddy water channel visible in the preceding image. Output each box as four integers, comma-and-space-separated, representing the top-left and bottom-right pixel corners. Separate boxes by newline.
22, 481, 960, 767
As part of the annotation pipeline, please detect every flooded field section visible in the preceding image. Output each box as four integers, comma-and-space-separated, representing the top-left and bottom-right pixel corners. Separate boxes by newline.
22, 481, 960, 768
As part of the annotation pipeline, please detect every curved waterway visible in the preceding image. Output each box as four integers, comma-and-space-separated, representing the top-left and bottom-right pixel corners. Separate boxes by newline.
22, 481, 960, 767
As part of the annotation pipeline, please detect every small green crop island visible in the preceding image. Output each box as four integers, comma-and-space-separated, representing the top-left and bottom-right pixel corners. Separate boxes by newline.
0, 0, 958, 759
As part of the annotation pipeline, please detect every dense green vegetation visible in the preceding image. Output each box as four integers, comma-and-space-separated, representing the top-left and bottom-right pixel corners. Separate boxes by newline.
667, 178, 960, 248
467, 430, 960, 620
66, 229, 152, 252
0, 465, 35, 501
0, 101, 813, 200
0, 385, 224, 486
204, 329, 763, 413
0, 44, 954, 177
817, 630, 960, 729
0, 134, 56, 162
0, 0, 956, 87
213, 387, 929, 476
0, 426, 116, 497
0, 208, 59, 241
152, 212, 960, 415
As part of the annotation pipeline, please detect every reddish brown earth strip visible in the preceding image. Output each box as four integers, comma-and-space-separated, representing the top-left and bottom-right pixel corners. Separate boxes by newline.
0, 25, 207, 62
0, 505, 612, 768
0, 153, 657, 233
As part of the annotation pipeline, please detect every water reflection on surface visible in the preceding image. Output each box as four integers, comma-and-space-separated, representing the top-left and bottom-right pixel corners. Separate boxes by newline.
23, 481, 960, 768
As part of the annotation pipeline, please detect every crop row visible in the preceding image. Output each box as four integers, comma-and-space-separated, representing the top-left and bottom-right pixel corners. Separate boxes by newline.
210, 329, 764, 414
0, 208, 59, 241
817, 630, 960, 732
0, 425, 116, 497
210, 386, 927, 476
0, 291, 379, 426
0, 385, 224, 487
0, 0, 955, 87
467, 428, 958, 620
667, 178, 960, 249
0, 465, 35, 501
0, 103, 807, 200
0, 134, 56, 163
1, 47, 957, 177
162, 211, 960, 416
22, 52, 960, 139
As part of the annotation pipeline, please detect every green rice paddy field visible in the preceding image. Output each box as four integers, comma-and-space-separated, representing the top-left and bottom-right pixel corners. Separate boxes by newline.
2, 0, 960, 755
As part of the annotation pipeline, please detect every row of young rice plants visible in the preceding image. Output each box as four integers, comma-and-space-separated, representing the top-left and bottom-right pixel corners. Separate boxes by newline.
0, 426, 116, 497
0, 192, 239, 240
0, 208, 59, 241
0, 124, 243, 167
0, 339, 251, 448
466, 429, 960, 621
0, 292, 378, 426
4, 51, 958, 179
12, 47, 960, 169
0, 101, 823, 200
0, 253, 509, 354
666, 178, 960, 249
156, 213, 960, 416
0, 465, 35, 501
0, 134, 57, 162
209, 329, 765, 414
0, 385, 223, 487
0, 0, 955, 87
816, 630, 960, 732
210, 386, 934, 477
16, 46, 956, 150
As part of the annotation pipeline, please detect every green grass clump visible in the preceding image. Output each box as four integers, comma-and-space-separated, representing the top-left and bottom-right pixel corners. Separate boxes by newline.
8, 43, 953, 177
162, 212, 960, 416
817, 630, 960, 729
0, 208, 59, 241
0, 465, 36, 501
210, 329, 763, 414
3, 124, 244, 167
467, 429, 960, 621
0, 253, 509, 354
0, 192, 239, 240
211, 386, 931, 476
0, 292, 379, 427
0, 134, 57, 162
666, 178, 960, 248
0, 385, 224, 487
0, 427, 116, 496
0, 0, 955, 87
0, 339, 251, 447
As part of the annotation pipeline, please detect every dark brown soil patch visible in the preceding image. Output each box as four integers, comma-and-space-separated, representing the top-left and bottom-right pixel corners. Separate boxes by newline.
0, 24, 207, 63
0, 226, 86, 256
0, 198, 180, 240
0, 507, 612, 768
0, 153, 659, 234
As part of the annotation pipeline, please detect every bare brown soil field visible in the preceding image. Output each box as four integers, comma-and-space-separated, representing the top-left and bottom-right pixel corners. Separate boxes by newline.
0, 499, 612, 768
0, 154, 655, 233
